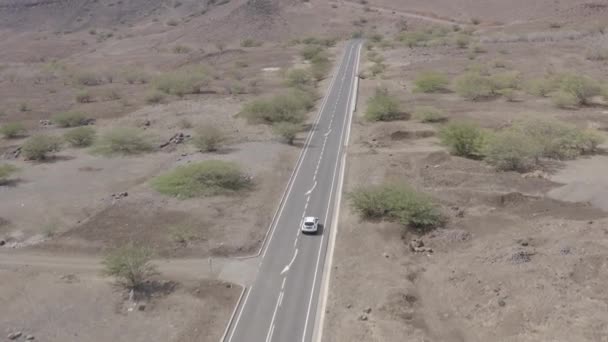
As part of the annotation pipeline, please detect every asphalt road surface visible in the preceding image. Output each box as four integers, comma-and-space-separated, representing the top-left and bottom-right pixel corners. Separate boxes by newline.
225, 39, 363, 342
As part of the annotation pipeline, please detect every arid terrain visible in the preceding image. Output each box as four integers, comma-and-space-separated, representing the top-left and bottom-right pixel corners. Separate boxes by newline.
2, 0, 608, 341
325, 1, 608, 342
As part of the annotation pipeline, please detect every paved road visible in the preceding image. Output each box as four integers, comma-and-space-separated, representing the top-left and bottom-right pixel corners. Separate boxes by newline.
225, 40, 362, 342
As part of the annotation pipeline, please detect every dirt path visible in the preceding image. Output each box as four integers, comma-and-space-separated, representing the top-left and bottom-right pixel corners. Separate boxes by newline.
0, 251, 259, 285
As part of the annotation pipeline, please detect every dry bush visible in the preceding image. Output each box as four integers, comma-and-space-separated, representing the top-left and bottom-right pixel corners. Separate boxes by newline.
74, 71, 103, 86
123, 69, 148, 84
453, 72, 496, 100
0, 164, 19, 185
349, 183, 445, 231
103, 246, 157, 290
414, 71, 449, 93
484, 131, 541, 171
145, 91, 166, 104
76, 90, 93, 103
95, 128, 154, 155
272, 122, 301, 145
365, 87, 402, 121
413, 106, 447, 123
241, 88, 315, 124
172, 45, 192, 54
192, 125, 226, 152
240, 39, 263, 47
22, 134, 62, 160
52, 111, 90, 127
0, 122, 26, 139
285, 69, 314, 89
64, 127, 96, 147
439, 121, 486, 158
154, 66, 208, 96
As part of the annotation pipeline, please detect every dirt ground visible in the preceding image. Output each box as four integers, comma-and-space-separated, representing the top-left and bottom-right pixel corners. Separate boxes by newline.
325, 2, 608, 342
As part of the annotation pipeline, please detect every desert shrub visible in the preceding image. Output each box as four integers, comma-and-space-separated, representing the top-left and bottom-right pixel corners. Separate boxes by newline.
241, 88, 315, 124
192, 125, 226, 152
145, 91, 166, 104
489, 71, 522, 90
369, 62, 386, 76
152, 160, 251, 198
0, 122, 26, 139
369, 32, 384, 43
470, 44, 486, 53
22, 134, 62, 160
365, 87, 402, 121
349, 183, 444, 231
0, 164, 18, 185
301, 45, 325, 60
525, 78, 555, 97
498, 88, 521, 102
511, 118, 604, 159
552, 90, 579, 108
484, 131, 541, 171
240, 38, 262, 47
285, 68, 313, 89
166, 19, 179, 26
103, 246, 157, 290
454, 34, 471, 48
95, 128, 154, 155
414, 71, 449, 93
413, 106, 447, 123
19, 103, 29, 112
169, 225, 198, 244
439, 121, 486, 158
63, 126, 96, 147
154, 66, 208, 96
52, 111, 89, 127
74, 71, 103, 86
586, 48, 608, 61
76, 90, 93, 103
310, 55, 331, 81
453, 72, 496, 100
554, 73, 601, 106
172, 45, 192, 54
397, 31, 431, 48
123, 69, 148, 84
471, 17, 480, 25
272, 122, 301, 145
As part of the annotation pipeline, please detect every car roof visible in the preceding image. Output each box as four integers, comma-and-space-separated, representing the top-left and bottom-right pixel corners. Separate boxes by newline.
304, 216, 317, 222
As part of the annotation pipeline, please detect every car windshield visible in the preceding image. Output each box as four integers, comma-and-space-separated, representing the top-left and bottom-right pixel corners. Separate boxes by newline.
304, 222, 314, 226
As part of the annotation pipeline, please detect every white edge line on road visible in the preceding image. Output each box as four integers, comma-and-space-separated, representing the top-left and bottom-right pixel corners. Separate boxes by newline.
224, 286, 250, 342
301, 42, 357, 342
312, 40, 362, 342
281, 277, 287, 290
266, 291, 284, 342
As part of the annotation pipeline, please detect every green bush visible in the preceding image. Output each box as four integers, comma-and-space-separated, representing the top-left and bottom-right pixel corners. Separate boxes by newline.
489, 71, 521, 91
365, 87, 402, 121
414, 71, 449, 93
552, 90, 579, 108
64, 127, 96, 147
310, 55, 331, 81
454, 34, 471, 48
192, 125, 226, 152
525, 78, 555, 97
0, 122, 26, 139
349, 183, 444, 231
52, 111, 89, 127
397, 31, 431, 48
453, 72, 496, 100
103, 246, 157, 290
241, 88, 315, 124
511, 118, 604, 160
169, 225, 199, 244
172, 45, 192, 54
22, 134, 62, 160
285, 69, 313, 89
152, 160, 251, 198
413, 106, 447, 123
554, 73, 601, 106
439, 122, 486, 158
301, 45, 325, 60
95, 128, 154, 155
369, 62, 386, 76
154, 66, 208, 96
0, 164, 19, 185
272, 122, 301, 145
484, 131, 541, 171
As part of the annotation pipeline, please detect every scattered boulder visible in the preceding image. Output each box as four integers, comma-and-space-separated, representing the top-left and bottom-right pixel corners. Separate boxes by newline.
409, 239, 433, 253
509, 249, 535, 264
4, 146, 21, 159
363, 307, 372, 314
160, 132, 190, 149
358, 314, 368, 321
522, 170, 548, 179
8, 332, 22, 340
39, 119, 52, 127
0, 239, 5, 246
111, 192, 128, 200
26, 335, 35, 340
346, 304, 352, 309
498, 299, 506, 307
382, 252, 389, 258
560, 246, 571, 255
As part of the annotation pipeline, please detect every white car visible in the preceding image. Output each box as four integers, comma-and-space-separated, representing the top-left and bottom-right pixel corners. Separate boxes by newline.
301, 216, 319, 234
